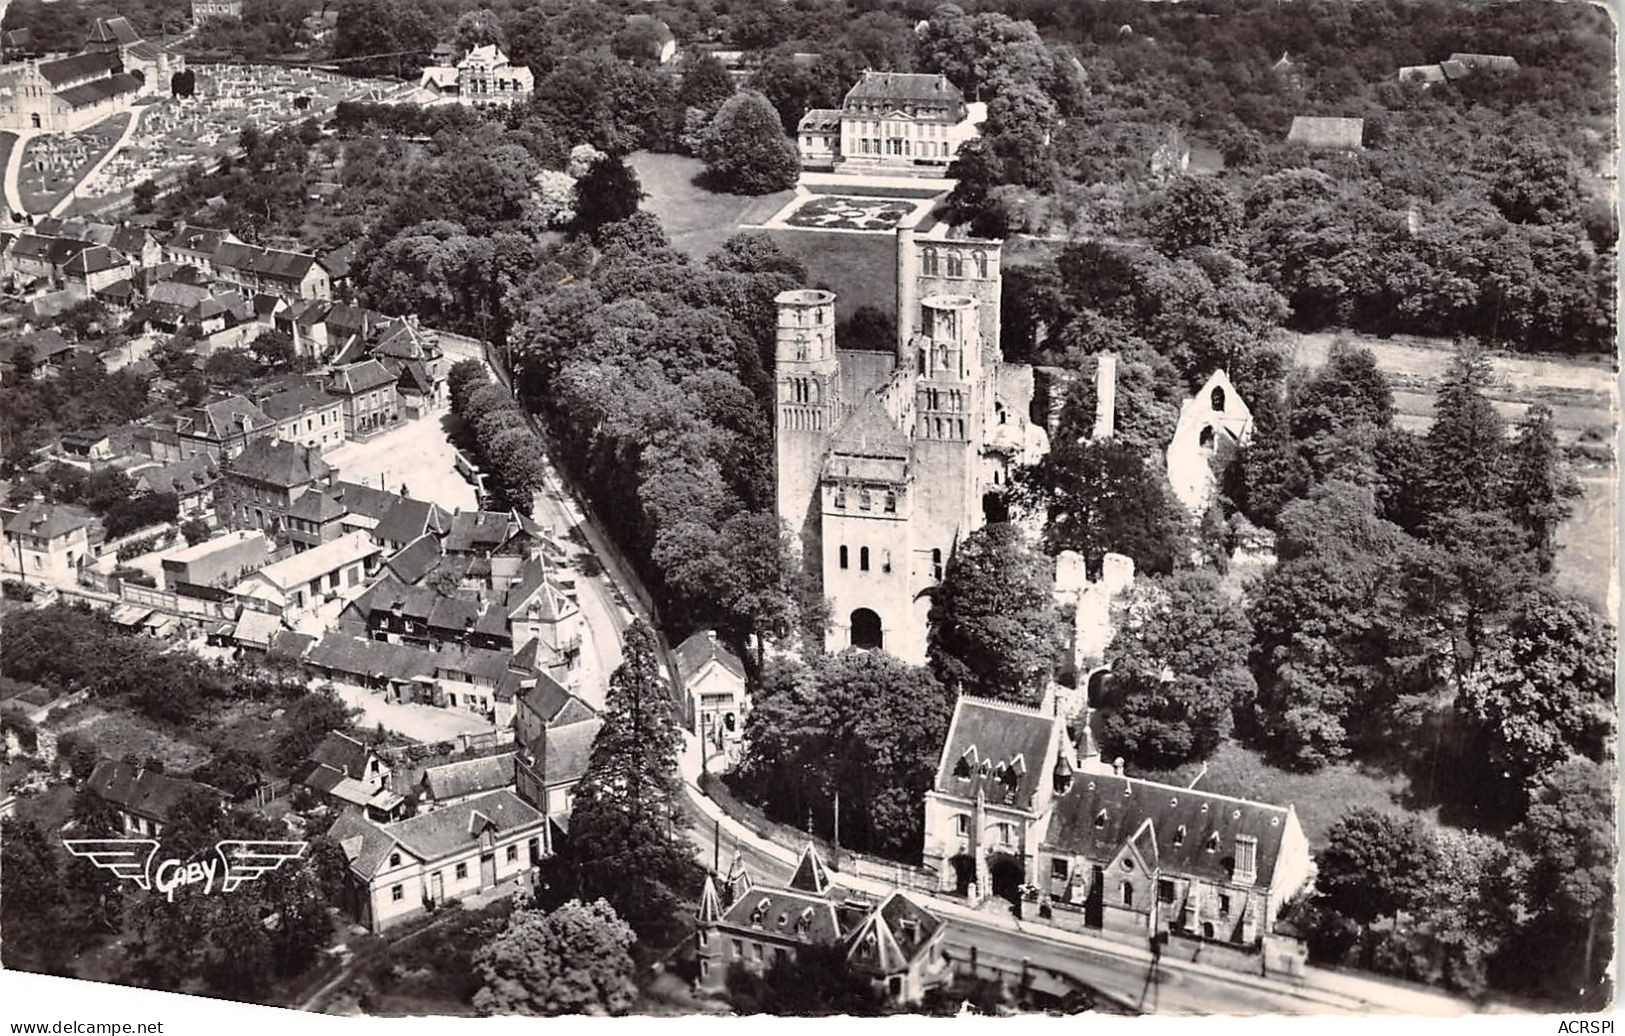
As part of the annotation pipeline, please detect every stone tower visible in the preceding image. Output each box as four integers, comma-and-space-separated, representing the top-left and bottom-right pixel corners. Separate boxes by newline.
774, 288, 840, 567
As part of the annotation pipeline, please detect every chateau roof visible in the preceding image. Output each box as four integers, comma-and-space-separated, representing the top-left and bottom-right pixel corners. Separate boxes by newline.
844, 71, 962, 106
1045, 773, 1294, 887
932, 695, 1056, 811
788, 843, 832, 894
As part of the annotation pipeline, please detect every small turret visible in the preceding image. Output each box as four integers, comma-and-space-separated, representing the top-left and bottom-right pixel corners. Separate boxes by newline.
697, 874, 723, 925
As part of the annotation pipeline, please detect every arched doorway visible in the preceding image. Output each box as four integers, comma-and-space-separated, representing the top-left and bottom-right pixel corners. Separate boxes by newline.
981, 490, 1009, 524
988, 853, 1025, 905
1086, 667, 1112, 707
850, 608, 882, 650
948, 854, 976, 894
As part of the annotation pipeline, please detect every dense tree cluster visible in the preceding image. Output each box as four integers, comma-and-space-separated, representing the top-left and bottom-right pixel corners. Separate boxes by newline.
472, 898, 637, 1016
737, 649, 951, 856
446, 362, 545, 513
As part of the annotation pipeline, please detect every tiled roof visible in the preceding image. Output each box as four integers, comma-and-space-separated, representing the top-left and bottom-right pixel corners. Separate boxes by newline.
183, 394, 271, 440
932, 696, 1058, 812
443, 511, 514, 554
328, 808, 398, 879
62, 245, 125, 277
673, 630, 746, 685
109, 225, 155, 254
285, 489, 347, 523
147, 279, 211, 308
1045, 773, 1295, 888
421, 752, 515, 801
57, 72, 142, 109
11, 234, 91, 266
830, 395, 910, 459
517, 671, 575, 723
847, 891, 941, 975
224, 437, 330, 487
134, 454, 217, 496
306, 633, 439, 683
37, 51, 119, 85
86, 759, 222, 823
168, 223, 232, 255
309, 730, 372, 778
371, 319, 439, 362
233, 607, 284, 648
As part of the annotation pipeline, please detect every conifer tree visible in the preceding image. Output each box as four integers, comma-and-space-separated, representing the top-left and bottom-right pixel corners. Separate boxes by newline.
1425, 343, 1505, 521
1504, 403, 1582, 572
550, 621, 694, 933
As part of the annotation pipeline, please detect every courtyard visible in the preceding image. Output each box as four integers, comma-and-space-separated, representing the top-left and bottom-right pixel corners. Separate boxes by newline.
322, 413, 478, 514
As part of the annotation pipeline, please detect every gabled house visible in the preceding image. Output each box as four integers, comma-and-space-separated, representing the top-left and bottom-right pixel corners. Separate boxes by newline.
294, 729, 400, 818
232, 529, 379, 616
62, 245, 130, 301
172, 394, 277, 461
165, 224, 239, 273
259, 383, 345, 453
326, 359, 399, 437
674, 630, 748, 761
419, 751, 517, 808
85, 759, 224, 837
132, 453, 220, 518
218, 437, 334, 540
2, 501, 94, 584
212, 241, 332, 302
327, 788, 549, 931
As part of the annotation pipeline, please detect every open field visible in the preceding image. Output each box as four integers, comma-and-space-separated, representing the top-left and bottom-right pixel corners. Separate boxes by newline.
52, 702, 212, 771
1556, 472, 1617, 614
630, 151, 793, 261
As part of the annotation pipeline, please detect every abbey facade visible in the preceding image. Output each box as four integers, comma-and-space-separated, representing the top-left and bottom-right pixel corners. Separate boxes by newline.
774, 225, 1049, 665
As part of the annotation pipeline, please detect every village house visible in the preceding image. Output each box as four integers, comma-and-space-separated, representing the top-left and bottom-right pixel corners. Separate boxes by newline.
697, 845, 950, 1004
61, 245, 131, 302
85, 759, 224, 837
797, 71, 987, 176
259, 383, 346, 453
511, 672, 601, 838
327, 788, 549, 931
419, 751, 518, 808
109, 225, 165, 268
294, 730, 404, 819
302, 632, 532, 726
218, 437, 335, 541
132, 453, 220, 519
674, 630, 749, 764
417, 44, 534, 108
921, 694, 1312, 975
232, 529, 379, 617
325, 481, 448, 552
2, 501, 94, 584
211, 241, 333, 302
0, 330, 77, 382
326, 359, 400, 437
5, 234, 92, 290
164, 224, 239, 274
171, 394, 278, 461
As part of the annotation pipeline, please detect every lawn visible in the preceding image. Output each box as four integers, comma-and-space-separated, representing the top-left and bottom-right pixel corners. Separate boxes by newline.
18, 113, 130, 215
630, 150, 794, 261
1555, 471, 1616, 614
764, 228, 896, 322
1138, 739, 1417, 849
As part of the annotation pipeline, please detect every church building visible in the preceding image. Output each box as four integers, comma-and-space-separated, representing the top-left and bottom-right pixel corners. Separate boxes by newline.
773, 224, 1049, 665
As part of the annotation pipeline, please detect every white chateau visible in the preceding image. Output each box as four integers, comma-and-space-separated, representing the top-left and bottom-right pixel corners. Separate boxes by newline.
774, 225, 1049, 664
798, 71, 986, 177
418, 44, 534, 108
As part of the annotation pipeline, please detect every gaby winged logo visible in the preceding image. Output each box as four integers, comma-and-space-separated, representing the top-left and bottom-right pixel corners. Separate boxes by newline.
63, 839, 308, 902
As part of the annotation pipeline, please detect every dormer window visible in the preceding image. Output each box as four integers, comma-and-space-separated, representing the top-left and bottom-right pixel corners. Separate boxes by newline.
1173, 825, 1187, 847
1093, 809, 1107, 829
389, 851, 400, 866
776, 912, 788, 929
953, 752, 973, 780
1206, 833, 1220, 854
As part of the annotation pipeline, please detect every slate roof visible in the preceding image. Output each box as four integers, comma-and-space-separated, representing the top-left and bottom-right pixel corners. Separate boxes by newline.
269, 630, 315, 658
4, 501, 94, 539
57, 73, 141, 109
847, 891, 942, 976
830, 395, 911, 458
719, 884, 844, 945
285, 489, 347, 523
147, 280, 211, 308
110, 225, 156, 254
844, 71, 963, 106
309, 730, 373, 779
517, 671, 575, 723
306, 633, 439, 682
421, 752, 515, 801
86, 759, 222, 823
0, 329, 74, 363
135, 454, 218, 497
384, 534, 444, 585
37, 51, 120, 86
798, 108, 842, 132
329, 359, 396, 395
168, 224, 232, 255
259, 383, 338, 422
542, 716, 601, 787
673, 630, 747, 685
225, 438, 330, 487
371, 319, 439, 362
212, 241, 319, 283
327, 808, 398, 878
11, 234, 91, 266
375, 497, 446, 546
1045, 773, 1295, 887
384, 789, 543, 864
789, 843, 832, 894
1449, 52, 1519, 72
1286, 116, 1364, 149
932, 696, 1058, 812
443, 511, 514, 554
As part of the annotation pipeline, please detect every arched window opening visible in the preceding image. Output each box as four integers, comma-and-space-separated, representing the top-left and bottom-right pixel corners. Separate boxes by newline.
1121, 882, 1134, 907
860, 546, 870, 571
1198, 425, 1215, 449
1210, 385, 1226, 412
839, 545, 849, 569
922, 248, 939, 276
947, 251, 964, 278
973, 250, 989, 278
932, 548, 943, 580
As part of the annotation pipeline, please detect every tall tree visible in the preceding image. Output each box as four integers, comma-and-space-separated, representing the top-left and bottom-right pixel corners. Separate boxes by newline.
572, 155, 644, 238
1314, 807, 1440, 925
1425, 343, 1505, 520
928, 523, 1063, 706
551, 622, 692, 933
1150, 177, 1244, 255
699, 90, 800, 195
1503, 403, 1581, 572
1012, 438, 1184, 578
472, 899, 637, 1016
